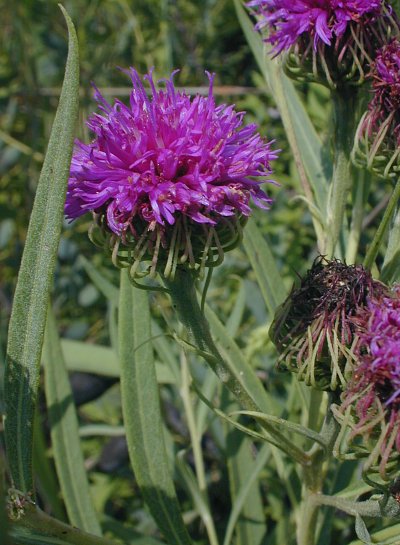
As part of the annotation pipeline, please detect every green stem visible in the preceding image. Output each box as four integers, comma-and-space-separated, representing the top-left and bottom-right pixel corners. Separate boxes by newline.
314, 494, 400, 518
326, 90, 358, 258
164, 269, 257, 411
11, 505, 117, 545
297, 402, 341, 545
297, 492, 320, 545
163, 268, 308, 465
364, 178, 400, 271
346, 170, 369, 264
180, 355, 207, 494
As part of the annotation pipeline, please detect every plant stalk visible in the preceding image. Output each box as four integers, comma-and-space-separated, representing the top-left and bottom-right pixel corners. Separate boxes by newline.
163, 268, 309, 465
326, 89, 358, 258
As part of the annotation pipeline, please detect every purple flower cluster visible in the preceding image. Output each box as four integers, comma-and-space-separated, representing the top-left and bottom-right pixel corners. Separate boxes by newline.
65, 69, 277, 239
247, 0, 383, 54
368, 39, 400, 140
343, 287, 400, 464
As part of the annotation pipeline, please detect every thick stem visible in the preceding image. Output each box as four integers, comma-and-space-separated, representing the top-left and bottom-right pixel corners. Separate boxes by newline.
297, 492, 320, 545
297, 401, 341, 545
346, 170, 369, 264
326, 89, 358, 258
164, 268, 309, 465
164, 268, 260, 411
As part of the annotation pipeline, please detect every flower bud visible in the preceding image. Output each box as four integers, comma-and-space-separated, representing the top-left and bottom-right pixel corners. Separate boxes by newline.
270, 257, 387, 390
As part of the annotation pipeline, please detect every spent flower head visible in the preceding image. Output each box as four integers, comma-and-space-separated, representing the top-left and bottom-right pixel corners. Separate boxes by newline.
65, 68, 278, 281
270, 257, 387, 390
248, 0, 395, 87
336, 286, 400, 480
353, 39, 400, 178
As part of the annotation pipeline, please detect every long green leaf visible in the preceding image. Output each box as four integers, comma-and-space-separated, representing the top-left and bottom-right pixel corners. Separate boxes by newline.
79, 256, 119, 305
11, 506, 116, 545
243, 217, 287, 315
4, 6, 79, 493
234, 0, 329, 247
118, 270, 193, 545
364, 179, 400, 271
205, 303, 281, 415
59, 338, 176, 383
235, 0, 330, 209
223, 441, 270, 545
175, 453, 219, 545
43, 306, 102, 536
33, 415, 66, 521
381, 206, 400, 283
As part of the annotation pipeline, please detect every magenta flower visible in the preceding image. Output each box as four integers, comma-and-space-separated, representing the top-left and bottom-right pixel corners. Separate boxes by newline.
353, 39, 400, 177
366, 39, 400, 140
247, 0, 383, 54
340, 286, 400, 476
65, 69, 278, 278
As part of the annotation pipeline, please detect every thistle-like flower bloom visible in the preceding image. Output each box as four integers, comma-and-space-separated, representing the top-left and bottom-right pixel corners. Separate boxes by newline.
65, 69, 278, 280
248, 0, 392, 87
353, 39, 400, 178
248, 0, 382, 54
270, 258, 387, 390
336, 287, 400, 479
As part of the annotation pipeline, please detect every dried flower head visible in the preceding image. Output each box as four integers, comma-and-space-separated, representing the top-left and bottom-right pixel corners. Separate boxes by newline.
247, 0, 395, 87
270, 257, 387, 390
335, 286, 400, 480
353, 39, 400, 178
65, 69, 278, 281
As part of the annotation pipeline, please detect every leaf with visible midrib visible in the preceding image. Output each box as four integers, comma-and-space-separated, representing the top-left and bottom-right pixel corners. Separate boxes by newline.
4, 6, 80, 494
119, 270, 193, 545
43, 306, 102, 536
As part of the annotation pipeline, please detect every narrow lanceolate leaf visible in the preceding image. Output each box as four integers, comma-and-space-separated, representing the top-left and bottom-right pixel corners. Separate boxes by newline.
118, 270, 193, 545
381, 207, 400, 283
43, 306, 101, 536
234, 0, 329, 247
4, 6, 79, 493
223, 440, 270, 545
243, 218, 287, 315
235, 0, 330, 207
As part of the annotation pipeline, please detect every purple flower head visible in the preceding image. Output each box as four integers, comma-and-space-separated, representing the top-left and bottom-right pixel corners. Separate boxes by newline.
369, 40, 400, 136
66, 68, 278, 278
354, 39, 400, 178
340, 286, 400, 477
247, 0, 383, 54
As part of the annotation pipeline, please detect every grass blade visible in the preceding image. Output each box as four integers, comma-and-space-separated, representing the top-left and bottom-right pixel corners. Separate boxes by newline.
381, 206, 400, 283
4, 6, 79, 493
119, 270, 193, 545
43, 306, 102, 536
223, 442, 270, 545
59, 339, 175, 383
